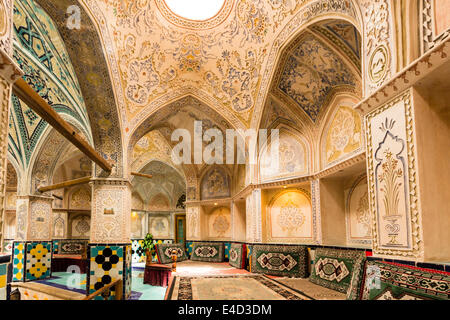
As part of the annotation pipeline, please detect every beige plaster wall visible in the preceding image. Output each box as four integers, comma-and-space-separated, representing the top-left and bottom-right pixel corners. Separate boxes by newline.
412, 87, 450, 262
319, 179, 346, 246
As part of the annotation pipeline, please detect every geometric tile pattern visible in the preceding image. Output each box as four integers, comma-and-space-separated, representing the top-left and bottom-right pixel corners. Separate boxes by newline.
124, 245, 132, 299
251, 245, 308, 278
131, 239, 174, 264
0, 263, 6, 301
12, 242, 26, 282
52, 240, 60, 254
87, 245, 127, 300
310, 248, 365, 295
131, 240, 145, 264
361, 261, 450, 300
25, 242, 52, 281
224, 242, 231, 261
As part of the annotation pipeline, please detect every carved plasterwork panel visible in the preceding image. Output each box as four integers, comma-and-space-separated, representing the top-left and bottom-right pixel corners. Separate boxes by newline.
365, 90, 423, 259
186, 206, 200, 239
208, 206, 231, 239
71, 214, 90, 239
90, 181, 131, 243
421, 0, 450, 53
323, 106, 363, 168
52, 211, 67, 239
29, 197, 52, 241
69, 186, 91, 210
360, 0, 394, 94
267, 189, 313, 243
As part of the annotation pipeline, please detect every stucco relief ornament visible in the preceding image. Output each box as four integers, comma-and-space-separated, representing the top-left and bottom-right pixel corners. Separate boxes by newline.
212, 214, 230, 236
375, 119, 405, 245
369, 45, 389, 84
277, 198, 305, 236
356, 191, 371, 237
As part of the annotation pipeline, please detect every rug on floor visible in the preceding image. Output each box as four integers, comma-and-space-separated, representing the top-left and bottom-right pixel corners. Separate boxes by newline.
228, 243, 246, 269
155, 243, 188, 264
361, 260, 450, 300
190, 242, 224, 263
250, 245, 308, 278
167, 275, 311, 300
273, 277, 345, 300
309, 248, 366, 295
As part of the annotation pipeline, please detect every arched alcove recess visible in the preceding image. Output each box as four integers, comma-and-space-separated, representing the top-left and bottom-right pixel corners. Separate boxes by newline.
28, 125, 89, 195
257, 123, 312, 184
251, 0, 363, 129
34, 0, 124, 177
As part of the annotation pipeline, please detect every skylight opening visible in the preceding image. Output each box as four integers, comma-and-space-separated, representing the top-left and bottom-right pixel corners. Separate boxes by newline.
164, 0, 225, 21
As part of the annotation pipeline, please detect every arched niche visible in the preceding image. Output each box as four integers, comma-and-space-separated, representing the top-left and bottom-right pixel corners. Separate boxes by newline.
266, 189, 313, 243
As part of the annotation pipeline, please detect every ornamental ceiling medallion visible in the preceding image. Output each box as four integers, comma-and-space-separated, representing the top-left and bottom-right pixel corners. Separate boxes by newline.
155, 0, 233, 30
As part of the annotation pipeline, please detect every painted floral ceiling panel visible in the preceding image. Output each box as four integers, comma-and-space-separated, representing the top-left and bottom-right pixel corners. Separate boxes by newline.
277, 33, 358, 122
82, 0, 361, 129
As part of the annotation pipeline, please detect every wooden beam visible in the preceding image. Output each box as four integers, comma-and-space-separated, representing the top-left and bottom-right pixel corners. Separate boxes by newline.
37, 176, 91, 193
131, 172, 153, 179
13, 78, 112, 173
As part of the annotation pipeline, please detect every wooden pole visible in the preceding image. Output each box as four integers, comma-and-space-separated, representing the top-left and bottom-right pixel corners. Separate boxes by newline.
131, 172, 153, 179
37, 176, 91, 193
13, 78, 112, 173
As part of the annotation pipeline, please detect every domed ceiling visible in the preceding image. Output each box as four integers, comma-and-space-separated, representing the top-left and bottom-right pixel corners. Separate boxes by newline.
74, 0, 361, 133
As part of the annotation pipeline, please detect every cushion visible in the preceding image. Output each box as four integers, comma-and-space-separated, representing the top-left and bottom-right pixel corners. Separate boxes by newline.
228, 243, 246, 269
58, 240, 88, 255
251, 244, 308, 278
190, 242, 224, 262
309, 248, 366, 294
361, 260, 450, 300
155, 243, 188, 265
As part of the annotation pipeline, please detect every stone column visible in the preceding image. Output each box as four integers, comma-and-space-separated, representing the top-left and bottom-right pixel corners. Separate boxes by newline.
12, 195, 53, 282
87, 178, 132, 300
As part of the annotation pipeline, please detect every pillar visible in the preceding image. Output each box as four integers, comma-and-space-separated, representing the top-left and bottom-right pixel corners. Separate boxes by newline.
87, 179, 132, 300
245, 189, 262, 244
0, 0, 23, 254
12, 195, 53, 282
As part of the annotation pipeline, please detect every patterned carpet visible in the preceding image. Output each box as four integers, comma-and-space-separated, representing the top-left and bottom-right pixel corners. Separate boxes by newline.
167, 275, 312, 300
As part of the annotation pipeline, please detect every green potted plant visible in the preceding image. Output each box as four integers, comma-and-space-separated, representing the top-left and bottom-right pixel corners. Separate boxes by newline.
143, 233, 155, 265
